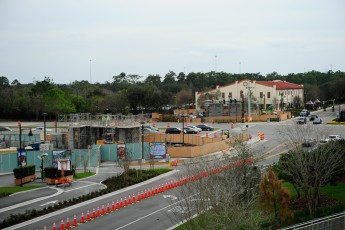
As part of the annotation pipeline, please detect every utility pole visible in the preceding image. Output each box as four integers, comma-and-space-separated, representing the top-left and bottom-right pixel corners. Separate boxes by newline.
243, 81, 254, 122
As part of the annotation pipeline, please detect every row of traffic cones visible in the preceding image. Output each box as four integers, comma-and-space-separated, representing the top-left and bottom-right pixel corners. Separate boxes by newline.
43, 160, 254, 230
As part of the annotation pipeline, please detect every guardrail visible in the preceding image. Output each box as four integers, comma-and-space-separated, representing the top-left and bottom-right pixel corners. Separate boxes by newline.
280, 211, 345, 230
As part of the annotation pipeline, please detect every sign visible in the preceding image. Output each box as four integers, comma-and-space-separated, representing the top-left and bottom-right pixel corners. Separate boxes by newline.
52, 150, 71, 168
149, 142, 166, 159
117, 143, 126, 160
17, 148, 26, 166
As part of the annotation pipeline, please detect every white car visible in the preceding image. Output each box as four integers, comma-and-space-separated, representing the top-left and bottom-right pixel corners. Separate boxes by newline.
33, 127, 52, 132
186, 125, 202, 132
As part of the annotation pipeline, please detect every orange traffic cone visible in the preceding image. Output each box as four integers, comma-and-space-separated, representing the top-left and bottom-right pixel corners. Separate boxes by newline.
147, 188, 151, 197
107, 202, 111, 213
151, 186, 155, 196
92, 208, 96, 219
52, 222, 56, 230
112, 200, 115, 211
97, 206, 100, 217
43, 226, 47, 230
60, 220, 64, 230
206, 132, 208, 137
132, 193, 136, 203
66, 217, 70, 229
73, 214, 77, 226
102, 205, 105, 215
137, 192, 141, 202
80, 212, 85, 223
128, 195, 132, 205
86, 210, 91, 221
124, 197, 127, 206
116, 199, 120, 209
155, 186, 158, 194
120, 198, 123, 208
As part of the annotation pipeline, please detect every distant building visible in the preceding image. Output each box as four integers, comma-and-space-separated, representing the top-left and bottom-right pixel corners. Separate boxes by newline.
195, 79, 304, 111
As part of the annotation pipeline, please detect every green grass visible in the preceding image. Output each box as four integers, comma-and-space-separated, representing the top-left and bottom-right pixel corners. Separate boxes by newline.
320, 182, 345, 204
0, 186, 42, 197
74, 172, 96, 180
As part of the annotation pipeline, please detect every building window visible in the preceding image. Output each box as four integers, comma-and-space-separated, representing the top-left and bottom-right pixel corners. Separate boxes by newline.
260, 92, 263, 98
222, 92, 225, 98
267, 92, 271, 98
228, 92, 232, 98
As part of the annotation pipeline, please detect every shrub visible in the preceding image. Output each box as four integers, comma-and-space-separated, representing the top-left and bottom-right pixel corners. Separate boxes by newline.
13, 165, 35, 179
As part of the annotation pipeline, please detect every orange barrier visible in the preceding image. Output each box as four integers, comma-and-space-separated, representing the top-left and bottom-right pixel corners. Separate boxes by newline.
260, 133, 264, 140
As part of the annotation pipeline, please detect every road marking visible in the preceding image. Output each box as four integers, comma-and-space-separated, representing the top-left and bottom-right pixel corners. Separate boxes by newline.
115, 194, 198, 230
40, 200, 58, 206
255, 142, 288, 159
264, 149, 289, 159
64, 182, 106, 193
163, 195, 178, 201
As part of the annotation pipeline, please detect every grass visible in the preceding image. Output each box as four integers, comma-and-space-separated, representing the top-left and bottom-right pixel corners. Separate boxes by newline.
0, 186, 42, 197
74, 172, 96, 180
283, 181, 345, 203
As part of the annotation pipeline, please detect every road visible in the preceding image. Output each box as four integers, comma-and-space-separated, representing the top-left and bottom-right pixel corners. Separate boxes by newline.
1, 105, 344, 229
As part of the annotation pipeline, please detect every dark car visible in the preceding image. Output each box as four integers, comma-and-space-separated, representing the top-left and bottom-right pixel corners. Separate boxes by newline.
309, 115, 318, 121
302, 137, 317, 147
196, 124, 214, 131
165, 127, 186, 134
313, 118, 322, 124
300, 109, 310, 117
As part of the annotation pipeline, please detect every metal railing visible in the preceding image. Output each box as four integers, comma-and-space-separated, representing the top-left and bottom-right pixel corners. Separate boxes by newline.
280, 211, 345, 230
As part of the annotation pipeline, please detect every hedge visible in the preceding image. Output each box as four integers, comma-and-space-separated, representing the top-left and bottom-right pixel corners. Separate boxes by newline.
13, 165, 35, 179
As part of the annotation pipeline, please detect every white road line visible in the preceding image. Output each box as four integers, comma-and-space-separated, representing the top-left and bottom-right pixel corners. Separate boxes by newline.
115, 194, 197, 230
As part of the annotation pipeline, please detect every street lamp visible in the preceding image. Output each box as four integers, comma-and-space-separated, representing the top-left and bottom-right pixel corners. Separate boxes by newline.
42, 113, 47, 142
18, 120, 23, 187
38, 153, 48, 182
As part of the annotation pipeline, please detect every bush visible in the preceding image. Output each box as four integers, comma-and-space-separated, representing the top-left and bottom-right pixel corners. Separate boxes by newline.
44, 167, 74, 179
13, 165, 35, 179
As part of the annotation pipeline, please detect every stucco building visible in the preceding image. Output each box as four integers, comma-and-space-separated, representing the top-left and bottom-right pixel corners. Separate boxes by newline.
195, 79, 304, 112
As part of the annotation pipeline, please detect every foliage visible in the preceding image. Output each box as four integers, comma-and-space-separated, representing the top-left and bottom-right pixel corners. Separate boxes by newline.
259, 167, 293, 226
274, 140, 345, 217
1, 70, 344, 120
44, 167, 74, 179
13, 165, 35, 179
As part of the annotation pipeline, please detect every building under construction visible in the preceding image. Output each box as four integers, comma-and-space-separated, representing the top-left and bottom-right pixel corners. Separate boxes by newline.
58, 113, 143, 149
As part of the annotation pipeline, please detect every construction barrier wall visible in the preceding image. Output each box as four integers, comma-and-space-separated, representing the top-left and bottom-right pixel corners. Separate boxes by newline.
167, 133, 248, 158
144, 133, 222, 146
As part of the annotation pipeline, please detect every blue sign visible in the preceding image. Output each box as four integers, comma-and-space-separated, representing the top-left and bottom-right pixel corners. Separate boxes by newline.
149, 142, 166, 159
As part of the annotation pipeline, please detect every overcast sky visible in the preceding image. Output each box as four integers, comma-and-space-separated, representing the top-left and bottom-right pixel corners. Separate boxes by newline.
1, 0, 344, 84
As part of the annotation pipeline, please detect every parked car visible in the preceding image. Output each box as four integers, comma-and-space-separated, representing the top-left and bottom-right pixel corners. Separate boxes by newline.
313, 117, 322, 124
196, 124, 214, 131
0, 126, 13, 131
143, 127, 158, 134
302, 137, 317, 147
143, 125, 159, 133
319, 138, 329, 144
300, 109, 310, 117
296, 117, 307, 124
183, 126, 198, 134
309, 115, 318, 121
165, 127, 186, 134
328, 135, 342, 141
186, 125, 202, 132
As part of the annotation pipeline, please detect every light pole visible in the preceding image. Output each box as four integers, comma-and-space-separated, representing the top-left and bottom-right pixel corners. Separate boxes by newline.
18, 120, 23, 187
43, 113, 47, 142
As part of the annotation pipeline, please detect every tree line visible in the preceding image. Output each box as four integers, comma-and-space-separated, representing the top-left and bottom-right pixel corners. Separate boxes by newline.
0, 70, 344, 120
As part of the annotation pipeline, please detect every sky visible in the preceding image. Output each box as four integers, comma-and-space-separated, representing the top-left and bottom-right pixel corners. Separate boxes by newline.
1, 0, 344, 84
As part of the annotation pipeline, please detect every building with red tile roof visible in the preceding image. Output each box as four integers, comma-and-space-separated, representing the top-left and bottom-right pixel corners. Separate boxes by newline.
195, 79, 304, 111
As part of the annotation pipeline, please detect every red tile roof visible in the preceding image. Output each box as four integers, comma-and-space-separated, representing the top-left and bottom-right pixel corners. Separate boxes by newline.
256, 81, 304, 90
